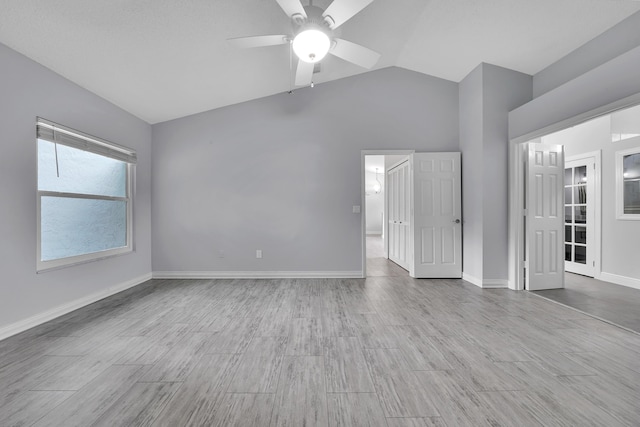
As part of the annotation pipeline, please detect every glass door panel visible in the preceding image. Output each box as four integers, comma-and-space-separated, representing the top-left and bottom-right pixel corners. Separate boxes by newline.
564, 157, 595, 276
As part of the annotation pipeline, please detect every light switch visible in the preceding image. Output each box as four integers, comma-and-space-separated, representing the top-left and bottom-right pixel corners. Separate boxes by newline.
256, 249, 262, 259
352, 205, 361, 213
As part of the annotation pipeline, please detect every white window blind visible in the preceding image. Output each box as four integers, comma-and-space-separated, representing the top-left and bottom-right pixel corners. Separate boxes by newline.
36, 117, 137, 164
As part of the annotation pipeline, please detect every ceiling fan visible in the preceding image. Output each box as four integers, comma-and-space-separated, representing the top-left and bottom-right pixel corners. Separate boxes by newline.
228, 0, 380, 87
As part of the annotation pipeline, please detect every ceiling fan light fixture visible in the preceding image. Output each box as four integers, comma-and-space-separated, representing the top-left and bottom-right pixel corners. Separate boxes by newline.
292, 28, 330, 63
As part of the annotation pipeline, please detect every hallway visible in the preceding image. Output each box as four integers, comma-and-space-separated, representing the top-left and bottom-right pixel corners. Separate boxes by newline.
366, 236, 408, 277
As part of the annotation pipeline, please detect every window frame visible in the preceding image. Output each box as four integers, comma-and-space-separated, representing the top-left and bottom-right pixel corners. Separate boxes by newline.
36, 119, 135, 272
615, 146, 640, 221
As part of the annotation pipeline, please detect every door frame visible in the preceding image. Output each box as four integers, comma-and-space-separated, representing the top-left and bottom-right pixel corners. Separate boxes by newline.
361, 150, 415, 278
508, 93, 640, 290
564, 151, 602, 279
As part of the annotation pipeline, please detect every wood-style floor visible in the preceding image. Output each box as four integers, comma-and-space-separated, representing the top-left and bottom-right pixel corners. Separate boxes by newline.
2, 273, 640, 425
535, 272, 640, 333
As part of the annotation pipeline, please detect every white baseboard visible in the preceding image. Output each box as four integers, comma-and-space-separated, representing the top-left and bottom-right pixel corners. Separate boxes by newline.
462, 273, 482, 288
599, 272, 640, 291
481, 279, 509, 289
462, 273, 508, 289
152, 271, 363, 279
0, 273, 152, 342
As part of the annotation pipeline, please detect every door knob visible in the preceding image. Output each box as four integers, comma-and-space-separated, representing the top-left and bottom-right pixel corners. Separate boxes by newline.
453, 219, 461, 224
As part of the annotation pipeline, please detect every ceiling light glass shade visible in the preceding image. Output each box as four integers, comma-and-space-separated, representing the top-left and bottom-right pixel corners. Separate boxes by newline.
292, 29, 330, 63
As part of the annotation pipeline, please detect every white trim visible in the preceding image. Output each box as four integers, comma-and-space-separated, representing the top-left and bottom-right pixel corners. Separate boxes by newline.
152, 271, 363, 279
599, 272, 640, 291
508, 142, 527, 290
462, 273, 508, 289
564, 152, 601, 279
481, 280, 509, 289
462, 273, 482, 288
0, 273, 151, 342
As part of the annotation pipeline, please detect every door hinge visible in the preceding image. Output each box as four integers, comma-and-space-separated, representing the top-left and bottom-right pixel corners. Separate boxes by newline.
593, 261, 595, 267
523, 209, 528, 216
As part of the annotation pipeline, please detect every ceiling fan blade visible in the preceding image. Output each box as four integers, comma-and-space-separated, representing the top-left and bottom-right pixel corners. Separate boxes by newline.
322, 0, 375, 29
295, 60, 314, 86
275, 0, 307, 20
227, 35, 289, 49
330, 38, 380, 69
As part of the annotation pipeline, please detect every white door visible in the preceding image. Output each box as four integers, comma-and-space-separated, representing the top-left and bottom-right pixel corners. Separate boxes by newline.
387, 160, 411, 270
526, 143, 565, 290
410, 152, 462, 278
564, 156, 596, 276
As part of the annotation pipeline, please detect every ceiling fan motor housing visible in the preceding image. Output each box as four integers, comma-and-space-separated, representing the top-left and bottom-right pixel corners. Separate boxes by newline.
294, 5, 332, 37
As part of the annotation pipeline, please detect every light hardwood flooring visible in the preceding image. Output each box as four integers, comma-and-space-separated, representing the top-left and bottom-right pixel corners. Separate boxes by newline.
1, 274, 640, 426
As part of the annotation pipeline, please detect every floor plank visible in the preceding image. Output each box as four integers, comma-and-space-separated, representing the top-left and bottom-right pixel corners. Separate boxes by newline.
323, 337, 375, 393
364, 348, 439, 418
209, 393, 275, 427
32, 364, 147, 427
91, 382, 180, 427
326, 393, 387, 427
227, 336, 288, 393
270, 356, 328, 427
152, 353, 242, 426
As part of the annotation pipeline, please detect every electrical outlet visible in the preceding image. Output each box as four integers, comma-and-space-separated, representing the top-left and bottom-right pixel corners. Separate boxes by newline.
218, 250, 224, 258
352, 205, 361, 213
256, 249, 262, 259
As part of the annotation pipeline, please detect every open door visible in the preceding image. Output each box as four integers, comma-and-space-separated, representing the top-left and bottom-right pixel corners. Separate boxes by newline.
564, 155, 596, 277
525, 143, 565, 290
410, 152, 462, 278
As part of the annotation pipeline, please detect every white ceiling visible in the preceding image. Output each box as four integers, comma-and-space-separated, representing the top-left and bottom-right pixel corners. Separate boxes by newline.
1, 0, 638, 124
365, 155, 385, 173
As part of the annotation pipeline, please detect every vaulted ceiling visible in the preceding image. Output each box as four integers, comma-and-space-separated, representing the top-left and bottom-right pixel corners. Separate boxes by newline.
1, 0, 639, 124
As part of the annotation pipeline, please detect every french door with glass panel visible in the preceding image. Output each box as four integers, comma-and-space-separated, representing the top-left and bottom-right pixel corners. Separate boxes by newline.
564, 157, 595, 276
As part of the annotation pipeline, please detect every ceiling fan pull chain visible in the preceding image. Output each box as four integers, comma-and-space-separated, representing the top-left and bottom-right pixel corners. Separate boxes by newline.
289, 40, 293, 93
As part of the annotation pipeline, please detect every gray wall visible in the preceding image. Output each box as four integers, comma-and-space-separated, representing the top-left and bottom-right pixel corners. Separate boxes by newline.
482, 65, 533, 281
151, 67, 459, 274
511, 44, 640, 141
533, 11, 640, 98
459, 63, 532, 285
0, 43, 152, 330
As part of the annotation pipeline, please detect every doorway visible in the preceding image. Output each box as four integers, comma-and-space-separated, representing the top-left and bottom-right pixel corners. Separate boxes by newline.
361, 151, 463, 279
362, 152, 412, 278
510, 102, 640, 296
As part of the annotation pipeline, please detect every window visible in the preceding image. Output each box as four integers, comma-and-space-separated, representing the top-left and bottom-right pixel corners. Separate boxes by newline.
616, 147, 640, 220
37, 118, 137, 271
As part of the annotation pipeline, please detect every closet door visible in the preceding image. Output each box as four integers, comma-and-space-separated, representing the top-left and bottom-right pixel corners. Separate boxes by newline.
388, 161, 411, 271
387, 169, 397, 261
